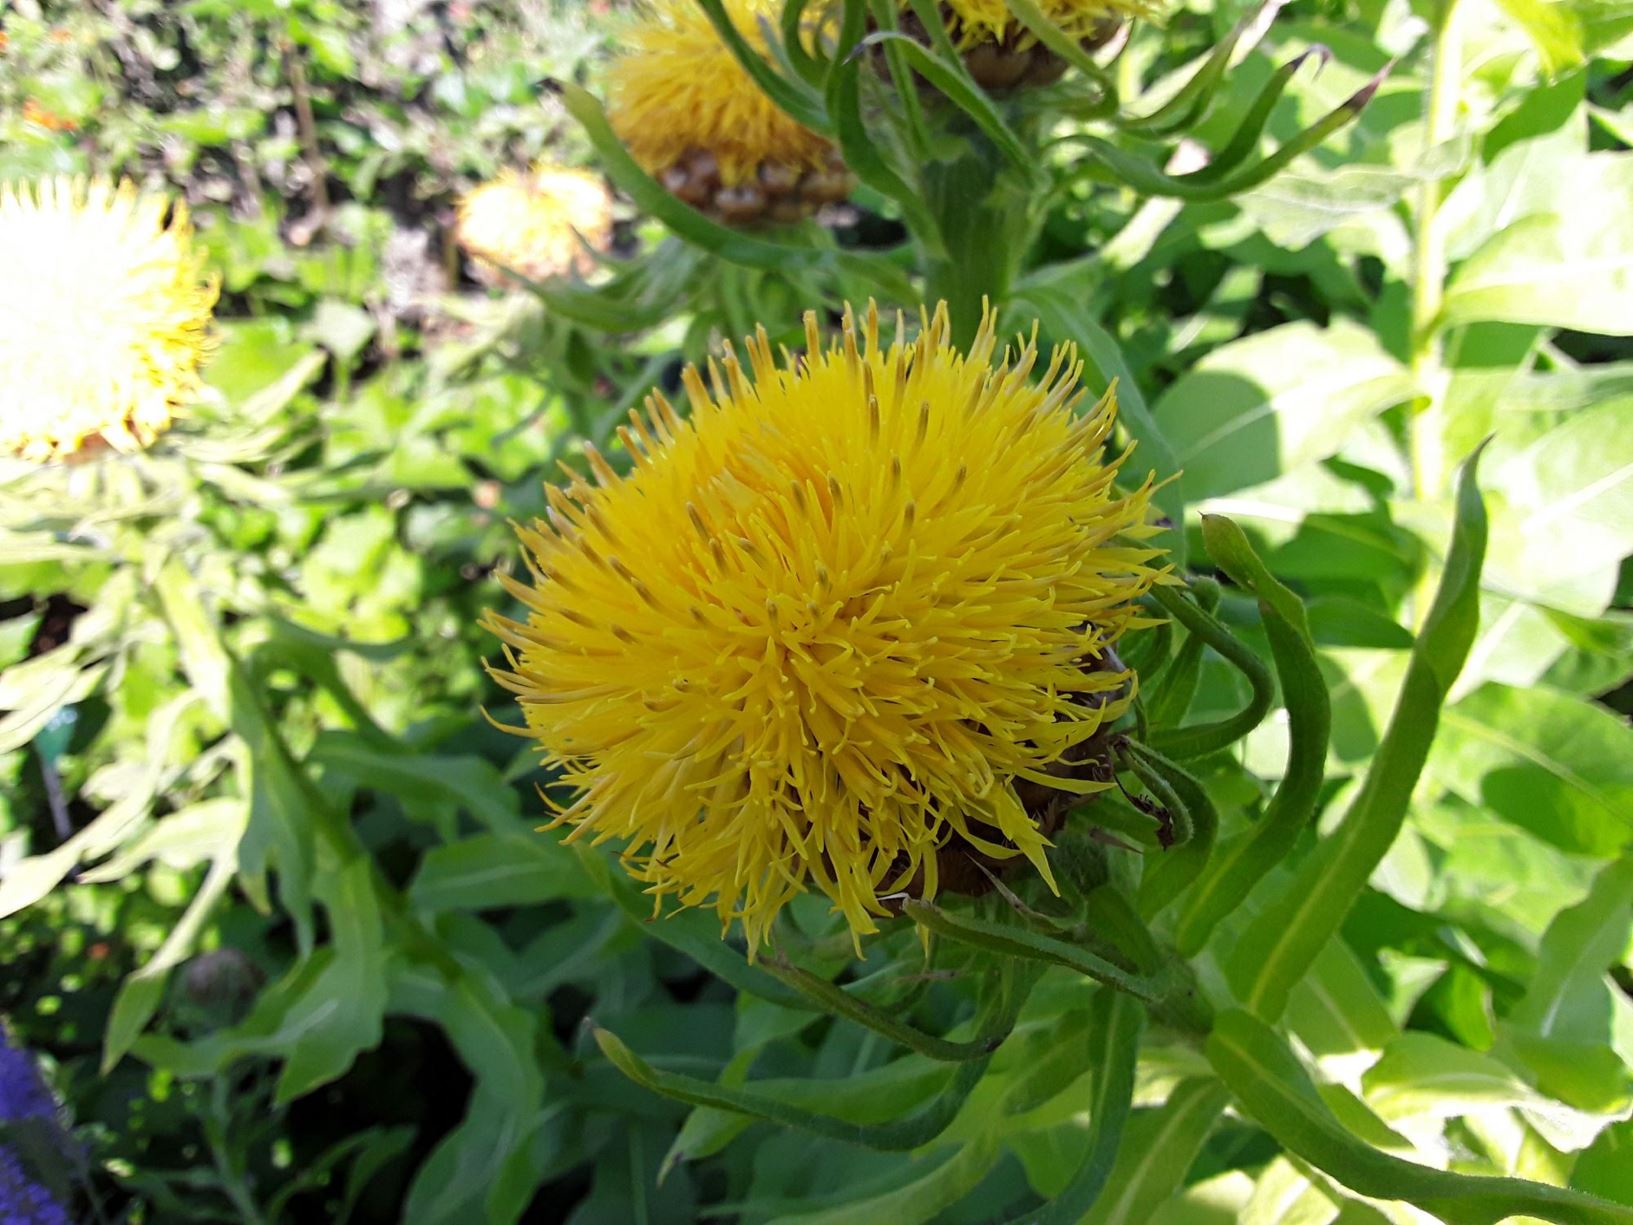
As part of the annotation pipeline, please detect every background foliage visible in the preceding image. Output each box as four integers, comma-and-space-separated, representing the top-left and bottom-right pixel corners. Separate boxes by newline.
1, 0, 1630, 1221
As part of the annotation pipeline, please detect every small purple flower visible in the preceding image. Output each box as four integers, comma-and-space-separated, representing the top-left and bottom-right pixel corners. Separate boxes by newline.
0, 1036, 55, 1126
0, 1145, 69, 1225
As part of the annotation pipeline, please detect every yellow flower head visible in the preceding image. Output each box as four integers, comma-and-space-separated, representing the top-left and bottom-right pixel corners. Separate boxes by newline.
455, 163, 613, 283
936, 0, 1160, 48
0, 177, 217, 463
486, 303, 1165, 953
608, 0, 847, 218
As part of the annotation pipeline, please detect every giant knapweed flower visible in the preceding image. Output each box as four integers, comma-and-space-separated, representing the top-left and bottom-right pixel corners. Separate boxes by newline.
455, 163, 613, 284
607, 0, 854, 223
908, 0, 1160, 90
485, 302, 1166, 952
0, 177, 218, 463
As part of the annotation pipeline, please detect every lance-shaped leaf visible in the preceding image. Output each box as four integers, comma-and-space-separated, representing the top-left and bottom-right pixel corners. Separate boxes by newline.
1183, 47, 1332, 184
1172, 516, 1331, 956
902, 899, 1209, 1033
592, 965, 1032, 1151
1207, 1009, 1633, 1225
574, 845, 811, 1012
761, 955, 1002, 1061
997, 990, 1144, 1224
1065, 67, 1386, 201
1082, 1078, 1230, 1225
1145, 584, 1275, 759
1117, 0, 1282, 136
1227, 447, 1489, 1021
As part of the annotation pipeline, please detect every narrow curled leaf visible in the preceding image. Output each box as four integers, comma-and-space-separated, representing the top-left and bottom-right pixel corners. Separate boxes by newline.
1172, 516, 1331, 956
997, 990, 1144, 1224
1066, 65, 1386, 201
1116, 0, 1281, 135
593, 964, 1032, 1151
1228, 446, 1489, 1020
1145, 584, 1274, 759
762, 955, 1001, 1061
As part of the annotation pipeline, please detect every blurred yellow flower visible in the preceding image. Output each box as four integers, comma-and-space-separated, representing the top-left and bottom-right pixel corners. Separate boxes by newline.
454, 163, 613, 283
485, 301, 1166, 953
0, 177, 217, 463
607, 0, 851, 222
938, 0, 1160, 47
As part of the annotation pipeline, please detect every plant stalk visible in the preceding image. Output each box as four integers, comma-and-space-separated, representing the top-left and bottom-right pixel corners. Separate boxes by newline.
1407, 0, 1462, 621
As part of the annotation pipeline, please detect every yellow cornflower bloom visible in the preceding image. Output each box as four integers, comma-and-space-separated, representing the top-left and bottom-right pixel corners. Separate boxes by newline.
937, 0, 1160, 47
486, 302, 1166, 953
455, 163, 613, 283
0, 177, 217, 463
607, 0, 850, 222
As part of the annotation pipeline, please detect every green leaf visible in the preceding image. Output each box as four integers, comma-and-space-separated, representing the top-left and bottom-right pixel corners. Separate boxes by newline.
104, 850, 239, 1070
309, 736, 523, 833
1156, 320, 1415, 501
408, 833, 597, 911
1081, 1078, 1230, 1225
761, 955, 1001, 1061
276, 855, 388, 1103
1492, 0, 1587, 71
1482, 397, 1633, 617
1515, 850, 1633, 1029
573, 845, 810, 1012
1145, 584, 1275, 761
1207, 1009, 1633, 1225
901, 899, 1176, 1014
1362, 1031, 1626, 1154
999, 990, 1144, 1224
1430, 685, 1633, 857
593, 978, 1019, 1151
1172, 517, 1331, 956
391, 961, 551, 1225
1227, 447, 1488, 1020
1441, 156, 1633, 335
1283, 939, 1399, 1064
764, 1140, 1001, 1225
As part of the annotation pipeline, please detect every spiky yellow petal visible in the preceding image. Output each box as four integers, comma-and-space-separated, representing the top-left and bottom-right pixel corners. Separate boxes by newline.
607, 0, 837, 189
936, 0, 1161, 48
486, 302, 1166, 953
0, 177, 218, 463
455, 163, 613, 283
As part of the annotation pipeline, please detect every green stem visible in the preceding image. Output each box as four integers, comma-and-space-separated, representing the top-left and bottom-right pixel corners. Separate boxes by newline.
922, 139, 1037, 345
1407, 0, 1462, 619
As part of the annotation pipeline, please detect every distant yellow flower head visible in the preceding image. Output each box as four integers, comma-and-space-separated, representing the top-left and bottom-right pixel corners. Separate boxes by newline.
608, 0, 849, 220
455, 163, 612, 283
485, 301, 1166, 952
936, 0, 1160, 47
0, 177, 217, 463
